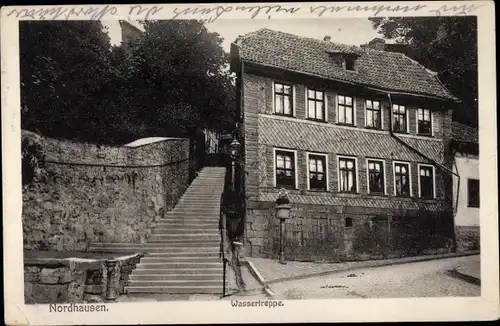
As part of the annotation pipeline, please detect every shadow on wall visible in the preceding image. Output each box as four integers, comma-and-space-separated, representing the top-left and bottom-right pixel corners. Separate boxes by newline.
21, 130, 191, 252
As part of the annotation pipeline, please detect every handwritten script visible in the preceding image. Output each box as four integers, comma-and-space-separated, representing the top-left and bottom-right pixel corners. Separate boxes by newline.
6, 3, 486, 22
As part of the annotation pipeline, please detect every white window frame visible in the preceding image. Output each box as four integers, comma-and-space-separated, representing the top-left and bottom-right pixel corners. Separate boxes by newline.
306, 152, 329, 191
365, 158, 387, 195
305, 87, 328, 121
392, 160, 412, 197
416, 108, 434, 136
337, 155, 359, 193
272, 81, 296, 117
336, 94, 356, 126
364, 99, 384, 129
273, 148, 298, 189
391, 104, 409, 133
417, 163, 436, 199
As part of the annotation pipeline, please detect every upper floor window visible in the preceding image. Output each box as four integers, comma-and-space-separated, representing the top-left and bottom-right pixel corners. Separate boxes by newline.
417, 108, 432, 136
275, 149, 296, 189
418, 165, 435, 199
366, 100, 382, 129
392, 104, 408, 133
367, 159, 385, 194
338, 156, 357, 193
306, 89, 326, 121
274, 82, 293, 116
307, 153, 328, 191
394, 162, 411, 196
337, 95, 354, 125
468, 179, 480, 207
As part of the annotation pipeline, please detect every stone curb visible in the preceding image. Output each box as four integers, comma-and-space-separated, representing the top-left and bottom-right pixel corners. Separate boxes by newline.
241, 260, 276, 298
452, 267, 481, 286
248, 251, 480, 287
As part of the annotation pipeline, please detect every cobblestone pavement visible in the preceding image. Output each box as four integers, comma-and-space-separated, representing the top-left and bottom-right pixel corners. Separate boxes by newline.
247, 252, 479, 284
268, 256, 480, 299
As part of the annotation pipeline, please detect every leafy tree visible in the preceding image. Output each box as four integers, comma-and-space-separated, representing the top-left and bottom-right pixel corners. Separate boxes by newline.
20, 21, 125, 143
119, 20, 236, 136
20, 20, 236, 144
369, 17, 478, 127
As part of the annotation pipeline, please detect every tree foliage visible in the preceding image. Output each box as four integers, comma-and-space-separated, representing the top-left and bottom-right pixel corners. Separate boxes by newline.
20, 20, 236, 144
369, 17, 478, 126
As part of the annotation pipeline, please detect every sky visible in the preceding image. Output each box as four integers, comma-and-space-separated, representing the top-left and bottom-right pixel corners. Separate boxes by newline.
102, 18, 383, 53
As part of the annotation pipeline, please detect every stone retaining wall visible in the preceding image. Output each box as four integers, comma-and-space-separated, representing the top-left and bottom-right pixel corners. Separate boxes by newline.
22, 130, 190, 251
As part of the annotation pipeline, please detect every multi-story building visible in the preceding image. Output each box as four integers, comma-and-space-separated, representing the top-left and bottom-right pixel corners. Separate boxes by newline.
451, 122, 479, 252
230, 29, 460, 261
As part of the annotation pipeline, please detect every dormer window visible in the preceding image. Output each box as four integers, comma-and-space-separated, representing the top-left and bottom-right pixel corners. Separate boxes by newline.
345, 57, 356, 71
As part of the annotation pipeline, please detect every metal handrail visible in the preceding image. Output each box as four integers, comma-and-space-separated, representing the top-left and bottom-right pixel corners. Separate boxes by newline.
219, 192, 228, 297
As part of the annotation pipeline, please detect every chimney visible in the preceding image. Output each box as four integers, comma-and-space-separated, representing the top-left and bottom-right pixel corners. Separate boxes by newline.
323, 35, 331, 42
368, 38, 386, 51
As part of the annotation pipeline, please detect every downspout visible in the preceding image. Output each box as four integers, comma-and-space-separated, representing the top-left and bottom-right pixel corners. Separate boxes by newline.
386, 93, 460, 248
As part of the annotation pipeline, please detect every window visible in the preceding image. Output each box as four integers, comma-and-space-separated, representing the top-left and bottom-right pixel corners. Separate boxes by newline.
306, 89, 326, 121
392, 104, 407, 133
345, 57, 356, 71
337, 95, 354, 125
275, 150, 296, 189
366, 100, 382, 129
468, 179, 480, 207
367, 160, 385, 194
308, 154, 328, 191
338, 157, 357, 193
345, 217, 353, 227
274, 82, 293, 116
418, 165, 435, 199
394, 162, 411, 196
417, 108, 432, 136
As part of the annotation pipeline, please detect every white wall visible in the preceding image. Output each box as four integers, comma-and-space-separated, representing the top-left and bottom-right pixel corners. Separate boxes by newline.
453, 153, 479, 226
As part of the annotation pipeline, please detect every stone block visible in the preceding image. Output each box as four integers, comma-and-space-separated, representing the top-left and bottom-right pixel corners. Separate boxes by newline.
40, 268, 61, 284
29, 283, 69, 304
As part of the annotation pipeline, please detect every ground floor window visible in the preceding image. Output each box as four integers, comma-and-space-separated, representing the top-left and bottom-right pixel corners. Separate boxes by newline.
338, 156, 357, 193
275, 149, 296, 189
394, 162, 411, 196
308, 153, 328, 191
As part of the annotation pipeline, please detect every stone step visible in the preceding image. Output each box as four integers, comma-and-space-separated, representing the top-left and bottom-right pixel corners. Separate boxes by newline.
132, 268, 221, 275
125, 286, 222, 294
130, 274, 222, 281
148, 234, 219, 241
127, 280, 224, 287
140, 256, 220, 263
151, 228, 219, 235
154, 222, 219, 227
137, 262, 222, 269
146, 240, 219, 246
146, 251, 219, 257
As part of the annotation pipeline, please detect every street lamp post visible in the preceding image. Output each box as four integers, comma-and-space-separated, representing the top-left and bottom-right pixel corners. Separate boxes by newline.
229, 137, 241, 193
276, 189, 292, 265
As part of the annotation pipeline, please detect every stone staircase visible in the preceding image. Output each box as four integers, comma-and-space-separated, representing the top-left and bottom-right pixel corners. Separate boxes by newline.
89, 167, 227, 295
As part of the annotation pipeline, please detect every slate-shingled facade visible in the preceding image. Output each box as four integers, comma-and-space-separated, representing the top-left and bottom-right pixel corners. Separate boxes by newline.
230, 29, 459, 261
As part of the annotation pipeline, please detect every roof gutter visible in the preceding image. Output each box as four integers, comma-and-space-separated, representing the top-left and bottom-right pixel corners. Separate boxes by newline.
242, 59, 460, 103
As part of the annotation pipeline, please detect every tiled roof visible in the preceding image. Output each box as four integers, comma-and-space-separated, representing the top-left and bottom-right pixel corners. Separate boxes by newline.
235, 28, 458, 101
452, 122, 478, 143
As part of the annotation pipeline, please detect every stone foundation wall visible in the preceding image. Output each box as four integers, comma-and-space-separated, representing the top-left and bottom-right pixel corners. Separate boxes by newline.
245, 200, 455, 262
22, 130, 190, 251
24, 254, 141, 304
455, 226, 480, 252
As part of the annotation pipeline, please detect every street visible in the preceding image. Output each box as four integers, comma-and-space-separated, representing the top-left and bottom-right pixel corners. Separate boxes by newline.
269, 256, 480, 299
